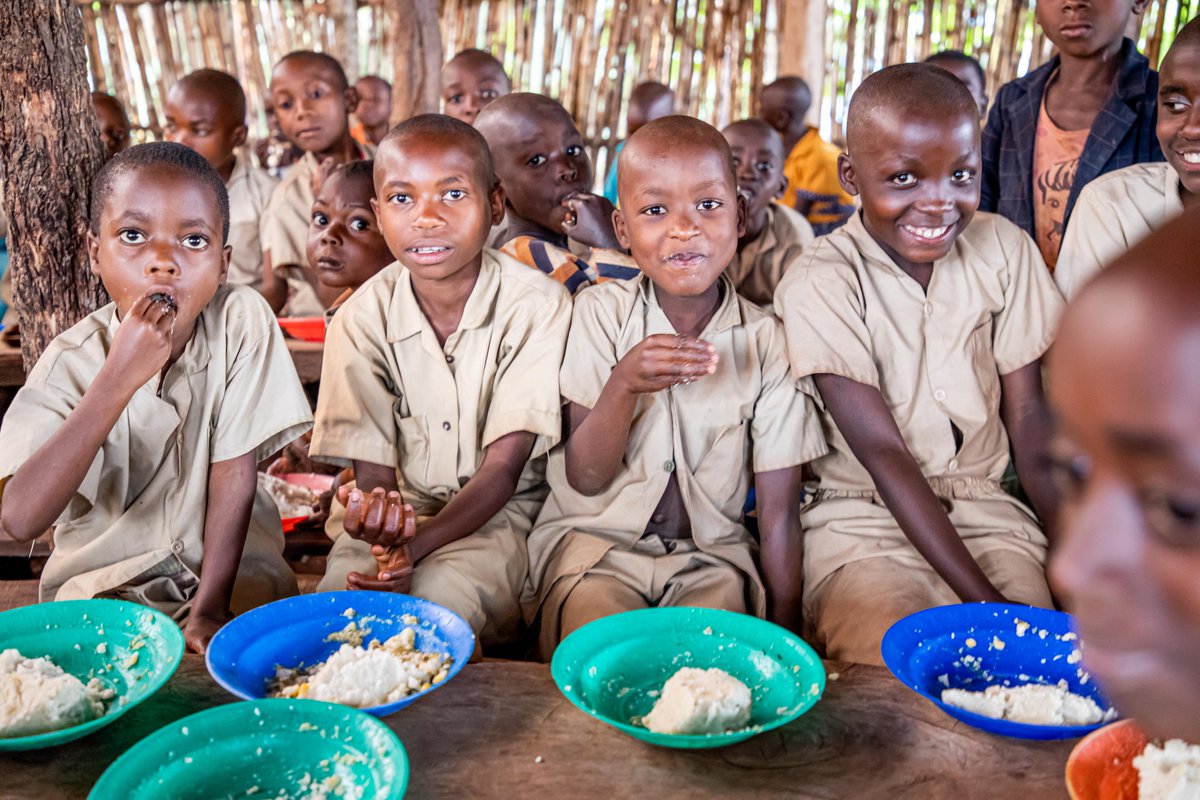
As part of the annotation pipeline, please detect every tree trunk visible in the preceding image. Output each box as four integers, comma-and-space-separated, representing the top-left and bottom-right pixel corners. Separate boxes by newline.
0, 0, 109, 373
387, 0, 444, 124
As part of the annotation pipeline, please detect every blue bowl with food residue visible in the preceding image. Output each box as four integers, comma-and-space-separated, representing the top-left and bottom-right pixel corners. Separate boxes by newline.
882, 603, 1117, 740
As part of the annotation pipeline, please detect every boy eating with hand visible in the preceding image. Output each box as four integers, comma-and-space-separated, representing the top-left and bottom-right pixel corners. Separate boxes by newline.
311, 116, 570, 650
776, 65, 1064, 665
0, 143, 312, 653
524, 116, 827, 656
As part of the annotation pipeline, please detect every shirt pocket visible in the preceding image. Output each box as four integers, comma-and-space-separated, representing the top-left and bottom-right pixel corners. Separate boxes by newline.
691, 419, 751, 511
394, 413, 430, 489
969, 315, 1001, 405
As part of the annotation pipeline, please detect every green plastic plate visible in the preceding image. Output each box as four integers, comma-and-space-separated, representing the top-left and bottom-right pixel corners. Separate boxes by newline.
551, 606, 825, 748
89, 698, 409, 799
0, 598, 184, 751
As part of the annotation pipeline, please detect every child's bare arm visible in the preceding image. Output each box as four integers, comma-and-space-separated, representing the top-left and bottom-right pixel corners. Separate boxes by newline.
261, 251, 289, 314
563, 194, 622, 250
565, 334, 716, 495
755, 465, 807, 633
1000, 360, 1058, 537
1, 294, 174, 540
186, 450, 258, 654
814, 373, 1007, 603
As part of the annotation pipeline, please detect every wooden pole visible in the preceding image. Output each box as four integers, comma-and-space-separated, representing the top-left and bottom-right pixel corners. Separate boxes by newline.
0, 0, 109, 371
778, 0, 827, 125
386, 0, 443, 123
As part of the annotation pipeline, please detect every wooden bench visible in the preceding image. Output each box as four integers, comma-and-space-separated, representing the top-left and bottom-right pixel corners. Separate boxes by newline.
0, 578, 39, 611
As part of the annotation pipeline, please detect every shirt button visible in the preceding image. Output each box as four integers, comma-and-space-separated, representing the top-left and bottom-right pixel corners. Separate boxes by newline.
949, 459, 959, 471
170, 541, 184, 554
442, 421, 452, 431
933, 389, 946, 402
445, 355, 454, 364
664, 460, 675, 473
923, 302, 933, 317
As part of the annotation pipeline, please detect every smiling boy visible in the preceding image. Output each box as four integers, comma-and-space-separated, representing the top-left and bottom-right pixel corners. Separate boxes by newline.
476, 93, 639, 293
165, 69, 277, 294
261, 51, 366, 315
776, 65, 1065, 665
0, 143, 312, 653
523, 117, 826, 656
310, 115, 570, 650
1056, 18, 1200, 298
721, 119, 814, 306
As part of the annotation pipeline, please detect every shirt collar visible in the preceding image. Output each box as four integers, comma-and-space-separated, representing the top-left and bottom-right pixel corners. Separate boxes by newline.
637, 271, 743, 336
385, 251, 502, 343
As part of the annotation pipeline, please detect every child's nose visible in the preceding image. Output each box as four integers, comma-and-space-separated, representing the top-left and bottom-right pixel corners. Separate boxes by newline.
411, 199, 444, 228
1049, 474, 1143, 604
145, 242, 181, 276
554, 156, 578, 183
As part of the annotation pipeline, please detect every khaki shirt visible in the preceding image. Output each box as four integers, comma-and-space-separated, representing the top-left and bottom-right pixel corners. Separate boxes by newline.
310, 249, 571, 518
526, 273, 828, 617
226, 153, 277, 292
727, 204, 813, 307
1055, 162, 1185, 299
260, 153, 325, 317
0, 285, 313, 609
775, 212, 1063, 586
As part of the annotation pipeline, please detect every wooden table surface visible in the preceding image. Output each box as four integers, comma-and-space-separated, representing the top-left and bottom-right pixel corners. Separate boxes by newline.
0, 338, 323, 388
3, 655, 1075, 799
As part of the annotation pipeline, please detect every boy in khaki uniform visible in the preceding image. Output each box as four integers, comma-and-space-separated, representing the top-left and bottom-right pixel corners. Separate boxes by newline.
0, 144, 312, 653
476, 94, 641, 294
776, 65, 1065, 665
311, 116, 570, 649
261, 51, 367, 316
525, 117, 826, 657
722, 119, 814, 307
165, 69, 277, 293
1055, 20, 1200, 299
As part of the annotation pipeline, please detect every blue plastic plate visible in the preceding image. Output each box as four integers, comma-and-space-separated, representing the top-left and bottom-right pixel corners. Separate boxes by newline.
206, 591, 474, 717
882, 603, 1115, 740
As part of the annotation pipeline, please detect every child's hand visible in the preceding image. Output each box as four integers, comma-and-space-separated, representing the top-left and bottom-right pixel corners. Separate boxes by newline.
613, 334, 718, 395
105, 291, 177, 393
347, 542, 414, 593
310, 156, 337, 197
562, 193, 621, 250
183, 612, 227, 654
339, 485, 416, 549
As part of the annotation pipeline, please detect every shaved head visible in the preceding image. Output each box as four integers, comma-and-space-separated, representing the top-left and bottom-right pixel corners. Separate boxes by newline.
846, 63, 978, 152
445, 49, 512, 89
275, 51, 349, 91
172, 69, 246, 124
476, 92, 572, 130
762, 77, 812, 116
721, 118, 785, 161
378, 113, 495, 188
1164, 15, 1200, 63
620, 115, 736, 192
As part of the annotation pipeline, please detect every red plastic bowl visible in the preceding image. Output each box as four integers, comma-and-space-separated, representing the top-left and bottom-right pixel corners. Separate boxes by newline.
1066, 719, 1150, 800
275, 473, 336, 533
278, 317, 326, 343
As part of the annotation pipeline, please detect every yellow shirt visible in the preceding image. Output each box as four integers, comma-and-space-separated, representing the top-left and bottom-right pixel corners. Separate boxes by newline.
0, 285, 313, 612
525, 274, 827, 617
225, 153, 277, 292
1055, 162, 1185, 299
777, 127, 855, 234
726, 204, 813, 307
775, 212, 1064, 586
310, 250, 570, 519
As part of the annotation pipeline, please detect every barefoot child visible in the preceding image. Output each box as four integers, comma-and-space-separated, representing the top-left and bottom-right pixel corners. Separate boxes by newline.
1049, 207, 1200, 742
760, 77, 855, 234
776, 65, 1065, 666
311, 116, 571, 649
721, 118, 814, 306
475, 93, 640, 294
0, 143, 312, 652
261, 51, 367, 315
524, 117, 827, 656
308, 160, 395, 320
1056, 18, 1200, 298
441, 49, 512, 125
165, 69, 277, 294
980, 0, 1162, 271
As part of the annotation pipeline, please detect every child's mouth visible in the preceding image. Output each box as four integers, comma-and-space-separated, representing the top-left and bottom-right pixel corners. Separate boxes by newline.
900, 224, 954, 243
316, 256, 343, 271
406, 243, 453, 266
1177, 151, 1200, 167
666, 252, 706, 268
148, 292, 178, 314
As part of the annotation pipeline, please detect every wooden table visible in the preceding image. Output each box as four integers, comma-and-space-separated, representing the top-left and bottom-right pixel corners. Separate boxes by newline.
4, 656, 1076, 799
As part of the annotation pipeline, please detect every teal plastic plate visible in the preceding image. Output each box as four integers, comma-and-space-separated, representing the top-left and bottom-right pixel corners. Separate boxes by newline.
0, 599, 184, 751
89, 698, 409, 799
551, 607, 825, 748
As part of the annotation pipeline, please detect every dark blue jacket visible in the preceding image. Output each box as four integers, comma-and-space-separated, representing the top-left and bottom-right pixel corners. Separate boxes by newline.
980, 38, 1164, 247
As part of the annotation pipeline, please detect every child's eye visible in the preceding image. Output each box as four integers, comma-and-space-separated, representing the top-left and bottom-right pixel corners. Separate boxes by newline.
481, 90, 499, 100
526, 155, 547, 167
277, 99, 292, 110
182, 234, 208, 250
196, 128, 211, 137
1163, 99, 1191, 114
698, 199, 723, 211
312, 212, 328, 226
642, 205, 667, 216
118, 229, 146, 244
1048, 452, 1092, 501
443, 189, 467, 201
447, 94, 463, 105
309, 89, 324, 99
952, 169, 976, 183
755, 161, 772, 174
1143, 489, 1200, 549
891, 173, 917, 187
349, 218, 371, 231
566, 145, 583, 157
388, 193, 411, 205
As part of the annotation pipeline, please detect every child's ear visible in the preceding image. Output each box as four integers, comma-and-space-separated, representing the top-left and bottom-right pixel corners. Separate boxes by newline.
837, 152, 860, 197
613, 207, 630, 250
230, 124, 248, 150
489, 182, 506, 227
370, 196, 379, 218
773, 172, 788, 201
86, 230, 101, 276
1131, 0, 1150, 13
344, 86, 359, 114
735, 193, 748, 239
219, 244, 232, 286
